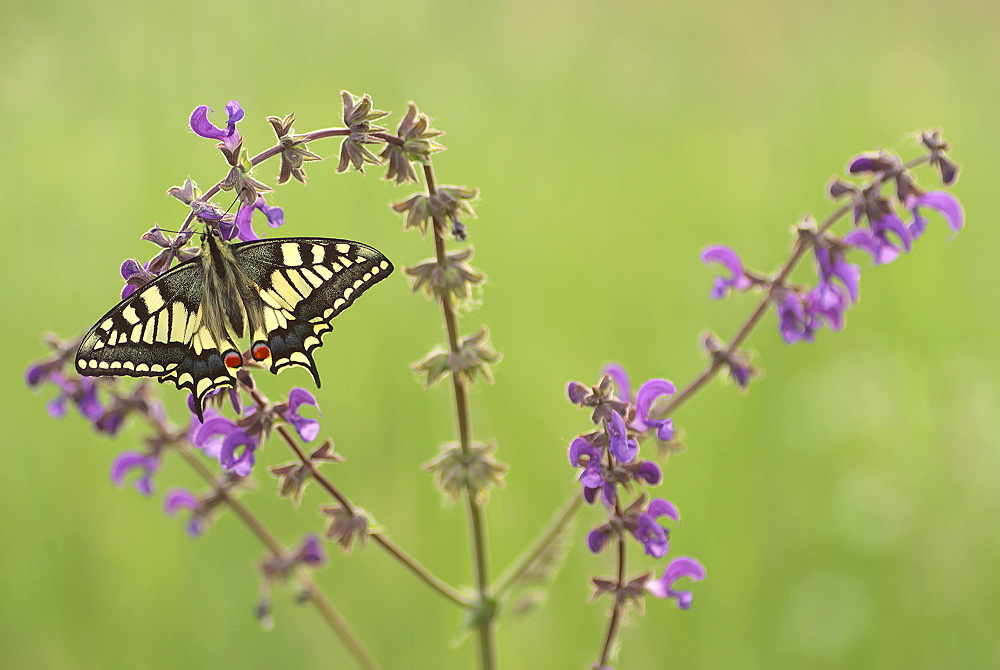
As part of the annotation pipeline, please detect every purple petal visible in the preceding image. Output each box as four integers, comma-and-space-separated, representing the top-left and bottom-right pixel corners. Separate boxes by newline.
46, 395, 68, 419
915, 191, 964, 234
190, 105, 230, 140
219, 429, 256, 473
601, 481, 617, 507
297, 534, 327, 566
843, 228, 879, 259
567, 381, 588, 404
647, 498, 680, 522
607, 411, 637, 463
164, 488, 200, 515
292, 417, 320, 442
700, 245, 744, 276
848, 155, 877, 173
287, 387, 319, 414
583, 487, 599, 504
25, 363, 46, 388
874, 213, 912, 252
224, 100, 245, 125
663, 556, 707, 587
234, 204, 259, 242
110, 451, 148, 487
569, 436, 601, 467
634, 514, 669, 558
829, 261, 860, 303
636, 379, 676, 421
194, 416, 238, 448
255, 197, 284, 229
602, 363, 632, 402
579, 465, 605, 489
587, 528, 610, 554
646, 556, 707, 600
634, 460, 662, 485
120, 258, 142, 280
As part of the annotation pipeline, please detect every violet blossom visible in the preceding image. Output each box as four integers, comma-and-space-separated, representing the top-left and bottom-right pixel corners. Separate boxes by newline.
701, 245, 752, 299
190, 100, 244, 152
908, 191, 964, 240
646, 556, 707, 609
110, 450, 159, 496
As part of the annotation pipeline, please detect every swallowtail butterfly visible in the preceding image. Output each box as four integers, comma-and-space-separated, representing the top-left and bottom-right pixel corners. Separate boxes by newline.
75, 226, 393, 419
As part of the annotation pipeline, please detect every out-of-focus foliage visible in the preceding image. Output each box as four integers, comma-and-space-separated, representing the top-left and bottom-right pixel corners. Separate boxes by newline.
2, 0, 998, 668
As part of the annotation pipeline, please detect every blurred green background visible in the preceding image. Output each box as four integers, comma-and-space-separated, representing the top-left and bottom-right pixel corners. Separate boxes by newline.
1, 0, 998, 668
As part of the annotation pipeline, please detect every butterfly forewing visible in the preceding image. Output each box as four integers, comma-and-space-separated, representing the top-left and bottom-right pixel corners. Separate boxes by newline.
76, 262, 204, 377
232, 238, 394, 382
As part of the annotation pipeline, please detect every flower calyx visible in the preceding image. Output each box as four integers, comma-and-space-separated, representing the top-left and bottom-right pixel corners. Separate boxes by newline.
424, 440, 508, 504
381, 102, 445, 185
337, 90, 389, 174
267, 112, 323, 185
404, 246, 486, 305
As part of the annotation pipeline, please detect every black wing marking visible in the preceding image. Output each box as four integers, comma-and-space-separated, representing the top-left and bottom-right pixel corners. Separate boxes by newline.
76, 261, 203, 378
232, 238, 394, 383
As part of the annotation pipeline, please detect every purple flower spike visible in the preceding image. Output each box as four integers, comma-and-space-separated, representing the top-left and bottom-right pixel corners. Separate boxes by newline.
283, 388, 321, 442
607, 410, 638, 463
909, 191, 964, 240
190, 100, 244, 151
635, 379, 676, 440
110, 451, 158, 496
701, 245, 752, 299
588, 528, 611, 554
219, 429, 258, 476
646, 556, 707, 609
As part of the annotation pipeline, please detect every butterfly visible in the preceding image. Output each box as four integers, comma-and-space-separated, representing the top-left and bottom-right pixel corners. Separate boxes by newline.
75, 225, 393, 419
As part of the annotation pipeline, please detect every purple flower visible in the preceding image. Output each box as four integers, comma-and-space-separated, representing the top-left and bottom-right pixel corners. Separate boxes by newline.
120, 259, 157, 299
46, 373, 105, 424
635, 379, 675, 440
195, 415, 259, 475
844, 213, 912, 265
777, 292, 816, 344
570, 437, 615, 505
701, 245, 752, 299
281, 388, 321, 442
632, 498, 679, 558
190, 100, 244, 152
632, 460, 662, 485
229, 196, 286, 242
588, 527, 611, 553
219, 430, 258, 476
294, 534, 327, 567
646, 556, 707, 609
805, 281, 849, 332
164, 488, 205, 537
111, 451, 159, 496
908, 191, 964, 241
606, 410, 638, 464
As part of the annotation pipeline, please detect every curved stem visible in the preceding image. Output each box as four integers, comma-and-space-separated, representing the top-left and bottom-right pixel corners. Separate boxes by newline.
494, 492, 582, 596
246, 388, 471, 608
174, 445, 381, 670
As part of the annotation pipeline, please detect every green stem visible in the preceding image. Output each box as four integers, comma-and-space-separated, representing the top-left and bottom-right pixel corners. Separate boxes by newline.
493, 493, 582, 596
174, 446, 381, 670
423, 161, 497, 670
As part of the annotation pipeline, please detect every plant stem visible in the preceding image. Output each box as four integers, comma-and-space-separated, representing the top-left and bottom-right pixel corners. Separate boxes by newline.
597, 500, 628, 669
249, 389, 471, 608
493, 492, 582, 595
423, 161, 497, 670
174, 445, 381, 670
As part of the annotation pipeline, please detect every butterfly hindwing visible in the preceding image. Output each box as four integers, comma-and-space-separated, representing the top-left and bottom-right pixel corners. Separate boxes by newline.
232, 238, 394, 382
76, 262, 204, 378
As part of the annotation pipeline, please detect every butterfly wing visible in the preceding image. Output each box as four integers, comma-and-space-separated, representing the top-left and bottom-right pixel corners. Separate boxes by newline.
232, 238, 394, 383
76, 260, 204, 379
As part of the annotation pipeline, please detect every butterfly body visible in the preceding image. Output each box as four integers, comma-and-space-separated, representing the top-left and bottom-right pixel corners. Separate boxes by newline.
76, 228, 393, 418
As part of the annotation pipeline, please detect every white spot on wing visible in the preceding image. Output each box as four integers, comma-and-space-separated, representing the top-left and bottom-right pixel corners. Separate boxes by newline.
281, 242, 303, 267
122, 306, 139, 324
144, 286, 165, 312
336, 243, 350, 253
311, 245, 325, 263
170, 302, 188, 342
315, 265, 334, 280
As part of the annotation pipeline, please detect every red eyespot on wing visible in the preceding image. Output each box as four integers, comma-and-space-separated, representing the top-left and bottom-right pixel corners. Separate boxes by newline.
252, 343, 271, 361
224, 351, 243, 369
